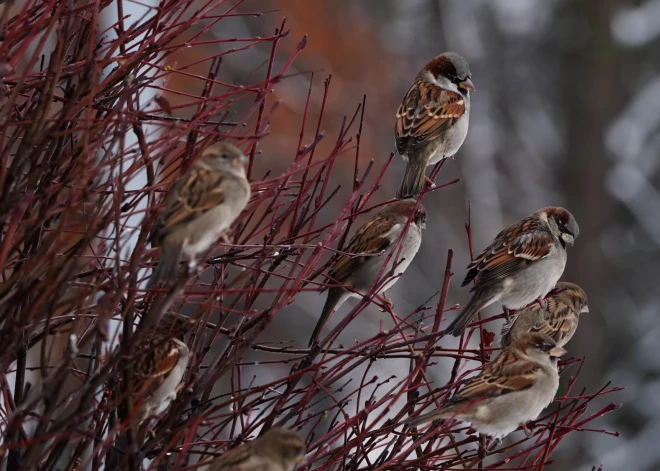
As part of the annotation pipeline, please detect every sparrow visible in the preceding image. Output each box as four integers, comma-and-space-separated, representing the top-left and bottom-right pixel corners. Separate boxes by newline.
405, 332, 566, 439
395, 52, 474, 198
148, 142, 251, 286
501, 282, 588, 348
446, 206, 579, 337
130, 313, 193, 442
199, 427, 306, 471
309, 199, 426, 346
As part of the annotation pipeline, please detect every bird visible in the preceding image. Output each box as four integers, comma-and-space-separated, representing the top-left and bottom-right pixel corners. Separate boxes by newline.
130, 313, 194, 443
500, 282, 588, 348
309, 199, 426, 346
395, 52, 474, 198
199, 427, 306, 471
446, 206, 579, 337
148, 142, 251, 286
404, 332, 566, 439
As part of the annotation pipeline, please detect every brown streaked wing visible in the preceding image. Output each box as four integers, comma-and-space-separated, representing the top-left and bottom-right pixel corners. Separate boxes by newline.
395, 79, 466, 154
461, 217, 554, 289
327, 216, 396, 285
533, 302, 578, 343
452, 350, 539, 402
131, 338, 182, 398
151, 165, 225, 243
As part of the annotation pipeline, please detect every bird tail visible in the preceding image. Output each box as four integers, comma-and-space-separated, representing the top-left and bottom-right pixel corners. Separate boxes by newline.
445, 293, 490, 337
397, 158, 427, 198
148, 242, 183, 288
309, 288, 347, 346
404, 405, 456, 426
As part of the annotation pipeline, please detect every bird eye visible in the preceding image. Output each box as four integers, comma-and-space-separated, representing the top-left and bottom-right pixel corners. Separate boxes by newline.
536, 342, 552, 352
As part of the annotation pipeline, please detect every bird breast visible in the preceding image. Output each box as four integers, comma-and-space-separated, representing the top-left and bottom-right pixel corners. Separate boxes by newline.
500, 242, 567, 310
466, 366, 559, 438
427, 106, 470, 166
351, 223, 422, 294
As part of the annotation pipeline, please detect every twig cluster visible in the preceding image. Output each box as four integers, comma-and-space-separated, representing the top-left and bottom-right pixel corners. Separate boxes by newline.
0, 1, 619, 470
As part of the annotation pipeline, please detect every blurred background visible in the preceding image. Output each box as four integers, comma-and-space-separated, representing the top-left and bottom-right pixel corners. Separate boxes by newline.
163, 0, 660, 469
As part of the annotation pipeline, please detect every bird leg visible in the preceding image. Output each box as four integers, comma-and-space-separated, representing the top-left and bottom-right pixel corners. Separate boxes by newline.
219, 233, 231, 245
485, 436, 502, 451
424, 176, 436, 189
522, 422, 534, 438
503, 307, 512, 323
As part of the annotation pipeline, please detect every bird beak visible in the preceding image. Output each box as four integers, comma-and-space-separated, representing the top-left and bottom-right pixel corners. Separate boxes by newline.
581, 304, 589, 314
419, 221, 427, 230
239, 153, 249, 164
459, 77, 475, 91
549, 346, 567, 357
561, 233, 574, 246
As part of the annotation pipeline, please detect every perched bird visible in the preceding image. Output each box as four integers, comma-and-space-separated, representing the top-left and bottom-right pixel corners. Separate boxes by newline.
200, 427, 306, 471
405, 332, 566, 439
501, 282, 588, 348
446, 206, 579, 336
130, 313, 193, 442
148, 142, 251, 286
395, 52, 474, 198
101, 314, 195, 471
309, 199, 426, 346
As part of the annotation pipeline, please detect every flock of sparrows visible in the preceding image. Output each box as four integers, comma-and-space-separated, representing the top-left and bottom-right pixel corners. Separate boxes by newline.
133, 52, 589, 469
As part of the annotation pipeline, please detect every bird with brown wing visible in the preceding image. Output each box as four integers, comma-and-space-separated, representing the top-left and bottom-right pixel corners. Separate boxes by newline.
395, 52, 474, 198
148, 142, 250, 286
310, 199, 426, 346
199, 427, 306, 471
129, 313, 195, 443
405, 332, 566, 439
501, 281, 588, 348
446, 206, 579, 336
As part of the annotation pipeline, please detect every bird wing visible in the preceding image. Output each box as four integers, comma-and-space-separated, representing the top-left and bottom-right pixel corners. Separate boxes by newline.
531, 299, 578, 343
461, 216, 555, 289
131, 337, 185, 400
150, 163, 226, 244
395, 78, 466, 155
326, 215, 398, 286
451, 350, 540, 402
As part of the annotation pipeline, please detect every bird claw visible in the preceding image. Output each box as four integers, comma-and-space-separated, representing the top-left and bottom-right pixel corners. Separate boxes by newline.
503, 307, 512, 323
522, 422, 534, 438
424, 176, 436, 189
485, 436, 502, 451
